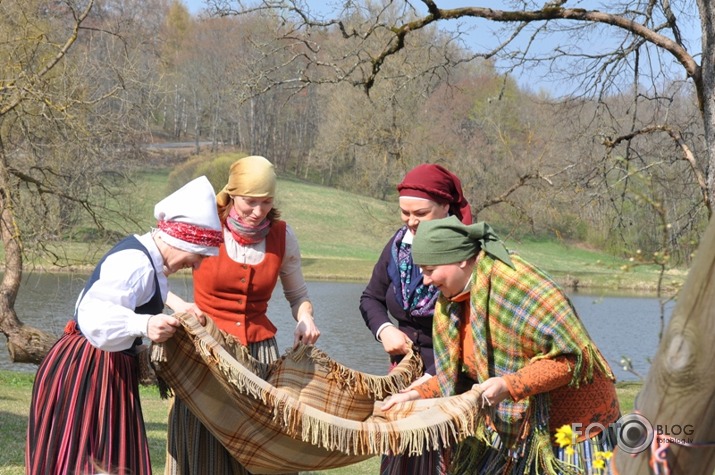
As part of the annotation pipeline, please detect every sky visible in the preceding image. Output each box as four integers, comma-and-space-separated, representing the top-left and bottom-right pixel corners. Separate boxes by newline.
180, 0, 702, 95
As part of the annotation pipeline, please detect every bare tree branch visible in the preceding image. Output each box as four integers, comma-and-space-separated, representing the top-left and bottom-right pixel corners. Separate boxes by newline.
0, 0, 96, 115
602, 124, 709, 210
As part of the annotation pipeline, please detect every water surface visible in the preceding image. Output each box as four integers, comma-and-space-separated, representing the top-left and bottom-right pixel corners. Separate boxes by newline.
2, 272, 672, 381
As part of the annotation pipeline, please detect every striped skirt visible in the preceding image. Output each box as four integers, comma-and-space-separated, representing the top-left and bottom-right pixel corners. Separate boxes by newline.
26, 320, 151, 475
554, 426, 618, 474
462, 425, 617, 474
164, 337, 287, 475
380, 448, 450, 475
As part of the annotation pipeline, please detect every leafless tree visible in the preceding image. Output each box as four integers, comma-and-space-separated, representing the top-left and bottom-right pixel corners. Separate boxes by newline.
198, 1, 715, 472
0, 0, 164, 363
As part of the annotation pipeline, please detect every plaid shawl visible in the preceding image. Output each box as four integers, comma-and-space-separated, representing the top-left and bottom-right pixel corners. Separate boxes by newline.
152, 313, 488, 474
433, 251, 614, 454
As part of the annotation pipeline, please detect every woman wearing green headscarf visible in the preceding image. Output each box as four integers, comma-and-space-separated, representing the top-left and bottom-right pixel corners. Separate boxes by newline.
382, 216, 620, 474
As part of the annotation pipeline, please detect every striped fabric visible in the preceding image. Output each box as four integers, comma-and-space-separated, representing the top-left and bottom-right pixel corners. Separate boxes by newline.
152, 313, 487, 474
26, 321, 151, 475
459, 424, 617, 474
380, 448, 449, 475
555, 426, 617, 474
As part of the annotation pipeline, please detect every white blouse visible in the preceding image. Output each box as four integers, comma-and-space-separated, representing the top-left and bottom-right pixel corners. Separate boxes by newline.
75, 233, 168, 352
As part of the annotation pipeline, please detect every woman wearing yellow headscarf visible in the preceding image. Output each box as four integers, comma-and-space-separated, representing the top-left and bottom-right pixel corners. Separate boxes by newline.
165, 156, 320, 474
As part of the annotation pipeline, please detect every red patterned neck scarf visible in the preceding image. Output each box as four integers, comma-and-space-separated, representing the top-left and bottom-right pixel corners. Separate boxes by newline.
226, 207, 271, 245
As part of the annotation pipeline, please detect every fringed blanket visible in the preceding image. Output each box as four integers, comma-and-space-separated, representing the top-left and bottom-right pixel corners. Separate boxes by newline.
151, 313, 486, 475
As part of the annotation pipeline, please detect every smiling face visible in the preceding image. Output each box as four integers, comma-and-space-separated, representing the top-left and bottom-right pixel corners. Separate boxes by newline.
232, 195, 274, 226
398, 197, 449, 235
419, 259, 474, 299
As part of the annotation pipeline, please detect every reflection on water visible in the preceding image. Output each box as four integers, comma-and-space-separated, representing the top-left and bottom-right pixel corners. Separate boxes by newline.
1, 272, 673, 381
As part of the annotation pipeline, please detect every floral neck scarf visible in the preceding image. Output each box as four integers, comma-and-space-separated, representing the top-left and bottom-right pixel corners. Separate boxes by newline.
388, 226, 439, 318
226, 207, 271, 245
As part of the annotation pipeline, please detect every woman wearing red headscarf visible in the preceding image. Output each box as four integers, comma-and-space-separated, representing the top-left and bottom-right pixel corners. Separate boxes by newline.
359, 163, 471, 475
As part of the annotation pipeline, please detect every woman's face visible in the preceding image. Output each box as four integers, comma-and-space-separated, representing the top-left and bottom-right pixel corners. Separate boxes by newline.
420, 260, 473, 299
163, 250, 206, 275
232, 195, 274, 226
399, 197, 449, 235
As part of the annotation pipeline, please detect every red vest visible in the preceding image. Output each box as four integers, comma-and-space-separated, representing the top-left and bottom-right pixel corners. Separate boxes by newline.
193, 221, 286, 345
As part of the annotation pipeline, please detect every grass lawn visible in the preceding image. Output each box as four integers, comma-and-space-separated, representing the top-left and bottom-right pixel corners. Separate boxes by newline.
1, 370, 640, 474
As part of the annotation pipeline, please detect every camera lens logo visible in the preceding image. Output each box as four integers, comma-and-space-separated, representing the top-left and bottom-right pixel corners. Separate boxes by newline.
616, 413, 654, 454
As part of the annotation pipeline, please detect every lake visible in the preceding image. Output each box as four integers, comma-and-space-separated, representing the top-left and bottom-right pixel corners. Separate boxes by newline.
1, 272, 673, 382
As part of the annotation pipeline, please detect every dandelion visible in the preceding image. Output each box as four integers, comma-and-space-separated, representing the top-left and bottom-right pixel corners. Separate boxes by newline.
593, 450, 613, 473
554, 424, 574, 448
595, 450, 613, 460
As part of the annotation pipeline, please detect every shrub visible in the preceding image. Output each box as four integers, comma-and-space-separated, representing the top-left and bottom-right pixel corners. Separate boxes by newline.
195, 153, 247, 191
167, 152, 248, 193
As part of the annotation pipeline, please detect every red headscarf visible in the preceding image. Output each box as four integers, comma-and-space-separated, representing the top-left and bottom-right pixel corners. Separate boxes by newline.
397, 164, 472, 224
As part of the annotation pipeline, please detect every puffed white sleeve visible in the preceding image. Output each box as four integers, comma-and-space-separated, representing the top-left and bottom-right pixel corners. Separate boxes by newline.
76, 249, 158, 352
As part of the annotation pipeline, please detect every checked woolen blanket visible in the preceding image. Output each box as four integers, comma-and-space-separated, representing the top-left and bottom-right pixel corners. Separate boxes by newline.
151, 313, 486, 474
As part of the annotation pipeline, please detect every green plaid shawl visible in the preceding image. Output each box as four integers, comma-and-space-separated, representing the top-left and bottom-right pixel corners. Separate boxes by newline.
433, 251, 614, 451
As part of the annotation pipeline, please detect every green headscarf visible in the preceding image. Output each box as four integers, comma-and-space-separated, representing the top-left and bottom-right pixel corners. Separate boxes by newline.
412, 216, 514, 268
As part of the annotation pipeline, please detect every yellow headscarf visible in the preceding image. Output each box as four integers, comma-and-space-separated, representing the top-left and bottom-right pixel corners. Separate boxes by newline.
216, 156, 276, 206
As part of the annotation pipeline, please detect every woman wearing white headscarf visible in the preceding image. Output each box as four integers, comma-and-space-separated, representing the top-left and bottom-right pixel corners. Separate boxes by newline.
26, 176, 224, 475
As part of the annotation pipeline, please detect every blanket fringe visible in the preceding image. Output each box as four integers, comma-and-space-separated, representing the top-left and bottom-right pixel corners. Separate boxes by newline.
157, 313, 484, 457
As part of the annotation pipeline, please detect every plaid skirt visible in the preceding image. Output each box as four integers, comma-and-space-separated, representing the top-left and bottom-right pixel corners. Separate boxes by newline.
164, 337, 286, 475
26, 320, 151, 475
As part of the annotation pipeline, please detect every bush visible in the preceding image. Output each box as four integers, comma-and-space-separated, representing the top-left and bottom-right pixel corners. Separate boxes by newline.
195, 153, 246, 191
167, 152, 248, 193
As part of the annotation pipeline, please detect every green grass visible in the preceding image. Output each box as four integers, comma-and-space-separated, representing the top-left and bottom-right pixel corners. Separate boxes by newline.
0, 370, 641, 474
276, 177, 400, 259
507, 238, 684, 294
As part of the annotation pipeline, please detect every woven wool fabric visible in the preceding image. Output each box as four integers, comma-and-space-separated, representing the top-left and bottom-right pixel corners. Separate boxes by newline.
429, 251, 617, 475
151, 313, 487, 474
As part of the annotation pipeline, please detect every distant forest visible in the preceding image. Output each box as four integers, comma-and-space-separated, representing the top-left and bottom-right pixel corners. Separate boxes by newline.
2, 0, 707, 268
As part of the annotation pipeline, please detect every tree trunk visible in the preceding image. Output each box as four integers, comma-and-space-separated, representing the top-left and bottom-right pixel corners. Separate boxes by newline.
0, 156, 55, 364
699, 0, 715, 217
613, 210, 715, 473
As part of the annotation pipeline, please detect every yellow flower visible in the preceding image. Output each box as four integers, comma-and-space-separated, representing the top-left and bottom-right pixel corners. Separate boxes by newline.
565, 446, 575, 456
592, 450, 612, 473
595, 450, 613, 460
554, 424, 574, 448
